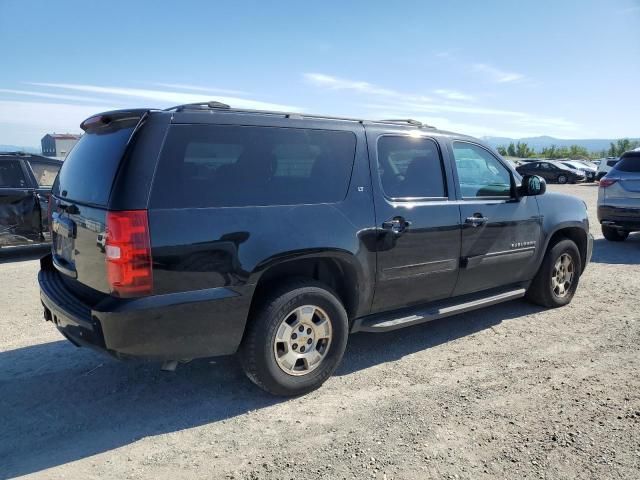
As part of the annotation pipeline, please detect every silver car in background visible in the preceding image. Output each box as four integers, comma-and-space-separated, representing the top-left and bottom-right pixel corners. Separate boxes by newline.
598, 150, 640, 241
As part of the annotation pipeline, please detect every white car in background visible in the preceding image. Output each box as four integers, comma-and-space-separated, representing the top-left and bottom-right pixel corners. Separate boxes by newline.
596, 157, 619, 181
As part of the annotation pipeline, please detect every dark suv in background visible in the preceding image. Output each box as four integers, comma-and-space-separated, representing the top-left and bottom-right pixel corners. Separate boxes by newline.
516, 160, 585, 184
598, 150, 640, 241
1, 152, 61, 249
39, 103, 592, 395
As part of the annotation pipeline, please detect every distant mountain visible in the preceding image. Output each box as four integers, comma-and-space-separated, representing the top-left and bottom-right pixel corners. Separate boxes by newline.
0, 144, 39, 154
482, 136, 640, 152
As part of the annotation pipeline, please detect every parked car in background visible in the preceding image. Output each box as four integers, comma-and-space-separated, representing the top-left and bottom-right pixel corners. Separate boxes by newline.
596, 157, 619, 181
598, 150, 640, 241
559, 160, 597, 182
0, 153, 61, 249
516, 160, 585, 184
38, 103, 592, 395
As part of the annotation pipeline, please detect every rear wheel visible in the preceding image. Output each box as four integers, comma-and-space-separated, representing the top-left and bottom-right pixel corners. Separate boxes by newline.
239, 280, 349, 396
526, 239, 581, 308
602, 226, 629, 242
557, 174, 568, 184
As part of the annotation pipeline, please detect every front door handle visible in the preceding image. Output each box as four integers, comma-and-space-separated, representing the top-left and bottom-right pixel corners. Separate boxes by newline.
465, 214, 488, 227
382, 216, 412, 235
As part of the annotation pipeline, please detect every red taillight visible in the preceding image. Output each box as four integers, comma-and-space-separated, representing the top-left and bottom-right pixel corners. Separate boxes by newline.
105, 210, 153, 297
599, 178, 618, 188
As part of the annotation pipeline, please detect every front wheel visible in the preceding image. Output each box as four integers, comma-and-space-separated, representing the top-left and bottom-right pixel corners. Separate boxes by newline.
602, 226, 629, 242
239, 280, 349, 396
557, 174, 568, 184
526, 239, 581, 308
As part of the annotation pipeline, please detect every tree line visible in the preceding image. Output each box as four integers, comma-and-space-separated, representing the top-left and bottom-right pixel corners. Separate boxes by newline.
496, 138, 639, 160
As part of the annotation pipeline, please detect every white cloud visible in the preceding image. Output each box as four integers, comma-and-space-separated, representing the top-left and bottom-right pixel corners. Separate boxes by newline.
303, 73, 405, 97
0, 100, 116, 130
433, 89, 475, 101
305, 72, 579, 136
0, 88, 110, 104
370, 100, 579, 132
0, 100, 120, 145
28, 83, 299, 111
152, 83, 249, 96
473, 63, 525, 83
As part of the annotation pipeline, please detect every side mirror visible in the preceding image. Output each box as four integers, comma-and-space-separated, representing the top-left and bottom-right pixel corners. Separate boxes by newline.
519, 175, 546, 197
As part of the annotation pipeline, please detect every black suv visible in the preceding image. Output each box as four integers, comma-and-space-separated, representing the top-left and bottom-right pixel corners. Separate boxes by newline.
1, 153, 61, 248
39, 103, 593, 395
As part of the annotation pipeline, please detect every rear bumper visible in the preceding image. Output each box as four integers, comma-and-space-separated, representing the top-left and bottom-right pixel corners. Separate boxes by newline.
38, 254, 252, 360
598, 205, 640, 231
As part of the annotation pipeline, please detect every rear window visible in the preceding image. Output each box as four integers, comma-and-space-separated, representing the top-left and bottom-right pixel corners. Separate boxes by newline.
53, 126, 134, 205
28, 161, 60, 187
150, 125, 356, 208
613, 154, 640, 172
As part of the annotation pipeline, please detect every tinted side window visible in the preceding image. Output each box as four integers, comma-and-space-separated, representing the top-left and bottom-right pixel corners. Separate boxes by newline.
453, 142, 512, 198
150, 125, 356, 208
376, 136, 446, 198
0, 160, 27, 188
28, 161, 61, 187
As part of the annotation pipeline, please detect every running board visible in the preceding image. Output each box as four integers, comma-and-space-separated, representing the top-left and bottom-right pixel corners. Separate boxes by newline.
352, 288, 526, 333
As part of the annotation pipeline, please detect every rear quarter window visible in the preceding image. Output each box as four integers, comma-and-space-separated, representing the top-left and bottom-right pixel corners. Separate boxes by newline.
150, 125, 357, 208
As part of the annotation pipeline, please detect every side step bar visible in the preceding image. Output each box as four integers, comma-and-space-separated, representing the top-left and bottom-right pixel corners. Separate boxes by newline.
352, 288, 526, 333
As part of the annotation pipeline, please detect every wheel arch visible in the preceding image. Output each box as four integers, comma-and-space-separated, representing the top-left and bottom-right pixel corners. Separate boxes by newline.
246, 249, 367, 326
541, 224, 588, 273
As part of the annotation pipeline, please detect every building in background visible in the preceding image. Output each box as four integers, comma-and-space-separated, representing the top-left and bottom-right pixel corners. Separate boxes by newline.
41, 133, 81, 159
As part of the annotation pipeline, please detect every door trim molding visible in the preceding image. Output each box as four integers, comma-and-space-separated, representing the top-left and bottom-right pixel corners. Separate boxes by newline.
462, 246, 536, 269
380, 258, 458, 280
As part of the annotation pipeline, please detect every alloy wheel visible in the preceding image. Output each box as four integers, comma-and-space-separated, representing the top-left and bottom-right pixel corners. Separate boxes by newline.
273, 305, 333, 376
551, 253, 574, 297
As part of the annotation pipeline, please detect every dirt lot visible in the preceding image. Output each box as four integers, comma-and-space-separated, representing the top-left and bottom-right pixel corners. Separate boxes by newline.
1, 183, 638, 480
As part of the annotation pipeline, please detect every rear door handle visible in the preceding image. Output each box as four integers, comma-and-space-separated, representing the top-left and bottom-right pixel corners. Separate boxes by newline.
465, 214, 488, 227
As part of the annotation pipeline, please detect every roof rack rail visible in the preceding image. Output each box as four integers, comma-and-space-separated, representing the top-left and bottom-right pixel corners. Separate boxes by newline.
378, 119, 436, 129
164, 101, 231, 112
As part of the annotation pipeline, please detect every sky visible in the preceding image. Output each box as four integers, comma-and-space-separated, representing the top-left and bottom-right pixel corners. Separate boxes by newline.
1, 0, 639, 147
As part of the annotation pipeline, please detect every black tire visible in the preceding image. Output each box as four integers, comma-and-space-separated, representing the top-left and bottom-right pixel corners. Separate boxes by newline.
239, 280, 349, 396
557, 174, 568, 184
602, 226, 629, 242
526, 239, 581, 308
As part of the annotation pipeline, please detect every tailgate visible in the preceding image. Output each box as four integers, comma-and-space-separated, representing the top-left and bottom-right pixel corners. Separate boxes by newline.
50, 111, 147, 298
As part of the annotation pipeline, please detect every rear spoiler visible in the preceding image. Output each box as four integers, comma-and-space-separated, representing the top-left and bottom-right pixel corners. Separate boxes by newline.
80, 109, 153, 132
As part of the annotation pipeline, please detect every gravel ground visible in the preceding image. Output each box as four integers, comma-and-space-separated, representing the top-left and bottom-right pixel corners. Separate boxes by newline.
1, 183, 639, 480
